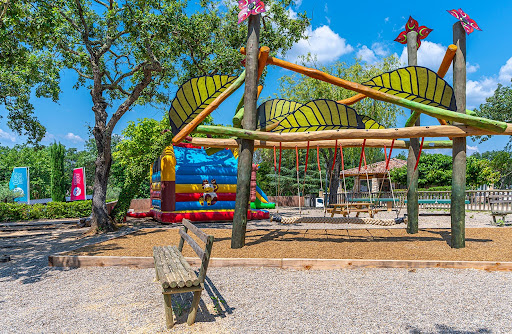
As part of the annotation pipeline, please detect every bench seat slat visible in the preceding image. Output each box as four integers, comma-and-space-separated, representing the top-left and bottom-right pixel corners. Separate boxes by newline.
161, 246, 197, 288
153, 246, 200, 288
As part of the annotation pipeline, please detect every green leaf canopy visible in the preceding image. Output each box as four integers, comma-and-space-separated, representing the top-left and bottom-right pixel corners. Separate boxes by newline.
362, 66, 456, 111
169, 75, 236, 135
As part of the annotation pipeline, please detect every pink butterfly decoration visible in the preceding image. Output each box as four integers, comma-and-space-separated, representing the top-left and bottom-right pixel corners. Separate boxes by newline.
238, 0, 266, 24
447, 8, 482, 35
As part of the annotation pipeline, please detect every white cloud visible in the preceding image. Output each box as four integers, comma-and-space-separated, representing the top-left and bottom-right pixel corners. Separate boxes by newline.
41, 133, 55, 143
399, 41, 447, 70
286, 8, 298, 20
324, 3, 328, 13
467, 62, 480, 74
499, 57, 512, 84
466, 145, 479, 156
286, 25, 354, 64
466, 77, 499, 110
384, 17, 390, 23
64, 132, 84, 143
294, 0, 302, 7
356, 43, 389, 64
0, 129, 16, 143
357, 46, 378, 64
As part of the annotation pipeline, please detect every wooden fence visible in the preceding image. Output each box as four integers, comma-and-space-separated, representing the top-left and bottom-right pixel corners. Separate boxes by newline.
336, 190, 512, 211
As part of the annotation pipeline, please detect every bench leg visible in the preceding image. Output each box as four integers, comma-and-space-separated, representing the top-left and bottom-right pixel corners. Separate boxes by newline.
163, 293, 174, 329
187, 290, 202, 326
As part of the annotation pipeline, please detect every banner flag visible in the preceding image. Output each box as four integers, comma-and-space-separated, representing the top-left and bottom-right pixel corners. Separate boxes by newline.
70, 167, 86, 201
9, 167, 30, 203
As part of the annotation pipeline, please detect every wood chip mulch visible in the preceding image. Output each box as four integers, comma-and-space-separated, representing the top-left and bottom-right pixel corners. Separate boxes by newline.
69, 228, 512, 261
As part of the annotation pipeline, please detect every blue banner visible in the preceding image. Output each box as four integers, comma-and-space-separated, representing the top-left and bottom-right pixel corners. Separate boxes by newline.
9, 167, 30, 203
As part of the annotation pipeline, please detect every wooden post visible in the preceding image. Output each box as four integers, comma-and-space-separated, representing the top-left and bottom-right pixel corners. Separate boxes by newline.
406, 30, 419, 234
451, 22, 467, 248
231, 14, 260, 249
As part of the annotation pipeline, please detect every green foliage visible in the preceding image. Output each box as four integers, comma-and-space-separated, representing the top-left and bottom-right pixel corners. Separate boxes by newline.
474, 83, 512, 146
0, 183, 23, 202
50, 142, 66, 202
0, 200, 91, 222
110, 117, 174, 222
472, 150, 512, 188
390, 153, 500, 189
0, 1, 61, 144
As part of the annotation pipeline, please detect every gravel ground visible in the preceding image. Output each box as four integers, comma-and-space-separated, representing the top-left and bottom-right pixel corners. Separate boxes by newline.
1, 215, 512, 333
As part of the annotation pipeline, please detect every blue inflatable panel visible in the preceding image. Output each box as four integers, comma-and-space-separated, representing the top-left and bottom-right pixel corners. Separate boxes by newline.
152, 199, 161, 209
175, 201, 237, 211
174, 146, 237, 170
175, 175, 237, 185
176, 166, 237, 176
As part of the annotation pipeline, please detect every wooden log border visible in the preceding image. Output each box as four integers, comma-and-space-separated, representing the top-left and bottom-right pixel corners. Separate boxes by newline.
48, 254, 512, 271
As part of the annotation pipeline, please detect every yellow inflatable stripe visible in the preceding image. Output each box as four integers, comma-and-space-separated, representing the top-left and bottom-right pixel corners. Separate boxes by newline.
153, 209, 235, 213
256, 192, 268, 203
175, 184, 237, 193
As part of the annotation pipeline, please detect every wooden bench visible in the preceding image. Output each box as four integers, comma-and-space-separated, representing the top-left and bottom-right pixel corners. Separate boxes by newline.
328, 203, 383, 218
153, 219, 214, 328
488, 194, 512, 225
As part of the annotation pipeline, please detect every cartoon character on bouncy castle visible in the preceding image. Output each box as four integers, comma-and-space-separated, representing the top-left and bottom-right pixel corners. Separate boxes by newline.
199, 179, 218, 206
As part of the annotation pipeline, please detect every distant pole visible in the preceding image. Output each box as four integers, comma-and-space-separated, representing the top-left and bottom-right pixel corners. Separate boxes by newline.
232, 14, 260, 249
406, 30, 419, 234
451, 22, 467, 248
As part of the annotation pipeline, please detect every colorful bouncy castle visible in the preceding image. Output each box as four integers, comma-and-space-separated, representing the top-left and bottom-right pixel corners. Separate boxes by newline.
150, 145, 272, 223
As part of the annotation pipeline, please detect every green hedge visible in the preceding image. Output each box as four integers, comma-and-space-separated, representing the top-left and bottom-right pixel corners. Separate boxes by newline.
0, 200, 92, 222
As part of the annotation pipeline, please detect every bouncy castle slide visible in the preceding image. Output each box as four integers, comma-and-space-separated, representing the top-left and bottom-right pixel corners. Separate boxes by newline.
149, 145, 273, 223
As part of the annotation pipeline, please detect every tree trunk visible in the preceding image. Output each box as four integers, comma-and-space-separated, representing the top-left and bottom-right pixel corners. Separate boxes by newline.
321, 148, 340, 205
89, 99, 116, 233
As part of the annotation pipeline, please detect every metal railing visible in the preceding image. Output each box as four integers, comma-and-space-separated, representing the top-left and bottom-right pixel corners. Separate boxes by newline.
337, 190, 512, 211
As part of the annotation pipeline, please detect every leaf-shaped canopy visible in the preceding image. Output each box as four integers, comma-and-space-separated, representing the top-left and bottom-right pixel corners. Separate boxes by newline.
271, 99, 365, 132
362, 66, 456, 111
169, 75, 237, 135
256, 99, 303, 130
361, 116, 385, 129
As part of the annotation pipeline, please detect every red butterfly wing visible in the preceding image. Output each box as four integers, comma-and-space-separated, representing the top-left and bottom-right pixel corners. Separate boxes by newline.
417, 26, 433, 40
394, 31, 408, 44
405, 16, 419, 32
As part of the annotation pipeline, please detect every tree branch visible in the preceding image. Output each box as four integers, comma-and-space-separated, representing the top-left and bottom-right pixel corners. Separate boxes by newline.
72, 66, 93, 79
92, 0, 108, 8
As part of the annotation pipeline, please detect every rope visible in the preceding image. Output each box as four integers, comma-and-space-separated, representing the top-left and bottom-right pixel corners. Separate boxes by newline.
339, 145, 349, 213
274, 215, 400, 226
296, 146, 301, 215
397, 137, 425, 218
300, 141, 310, 207
273, 145, 278, 213
316, 146, 323, 193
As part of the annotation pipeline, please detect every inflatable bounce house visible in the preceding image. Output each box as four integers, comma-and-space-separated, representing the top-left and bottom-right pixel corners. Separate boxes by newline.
149, 144, 273, 223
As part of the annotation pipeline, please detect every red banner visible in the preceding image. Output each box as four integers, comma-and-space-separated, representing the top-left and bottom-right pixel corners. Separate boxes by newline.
71, 167, 86, 201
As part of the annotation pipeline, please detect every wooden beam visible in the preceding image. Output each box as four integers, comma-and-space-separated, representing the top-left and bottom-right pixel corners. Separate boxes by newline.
187, 137, 452, 149
406, 30, 419, 235
261, 55, 506, 133
195, 123, 512, 141
451, 23, 467, 249
232, 15, 260, 249
171, 71, 246, 144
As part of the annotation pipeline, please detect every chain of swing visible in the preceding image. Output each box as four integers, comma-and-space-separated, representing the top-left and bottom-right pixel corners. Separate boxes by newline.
272, 136, 425, 218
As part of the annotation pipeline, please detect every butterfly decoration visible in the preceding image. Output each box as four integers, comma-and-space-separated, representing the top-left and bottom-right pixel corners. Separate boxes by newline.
394, 16, 433, 49
447, 9, 482, 35
238, 0, 266, 24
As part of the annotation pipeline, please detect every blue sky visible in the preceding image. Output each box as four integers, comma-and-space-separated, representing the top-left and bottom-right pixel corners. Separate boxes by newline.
1, 0, 512, 157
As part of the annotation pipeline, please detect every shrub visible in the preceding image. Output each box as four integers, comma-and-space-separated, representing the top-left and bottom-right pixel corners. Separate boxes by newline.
0, 200, 92, 222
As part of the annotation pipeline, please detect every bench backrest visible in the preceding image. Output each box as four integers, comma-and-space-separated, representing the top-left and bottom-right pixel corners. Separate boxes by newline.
488, 195, 512, 205
177, 219, 214, 283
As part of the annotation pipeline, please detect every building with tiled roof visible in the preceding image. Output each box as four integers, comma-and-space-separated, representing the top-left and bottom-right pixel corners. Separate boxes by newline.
340, 158, 406, 193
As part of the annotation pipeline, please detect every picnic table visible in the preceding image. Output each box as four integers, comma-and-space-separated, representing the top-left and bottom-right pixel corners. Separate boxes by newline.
326, 202, 383, 218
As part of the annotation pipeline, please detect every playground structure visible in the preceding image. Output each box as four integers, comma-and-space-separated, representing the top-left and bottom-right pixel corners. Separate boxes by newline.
149, 144, 272, 223
163, 9, 511, 249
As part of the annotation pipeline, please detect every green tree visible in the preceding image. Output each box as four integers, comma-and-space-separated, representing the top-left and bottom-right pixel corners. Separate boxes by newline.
110, 117, 173, 222
473, 150, 512, 188
390, 153, 499, 189
474, 83, 512, 146
277, 56, 402, 203
31, 0, 308, 233
50, 142, 66, 202
0, 1, 60, 144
